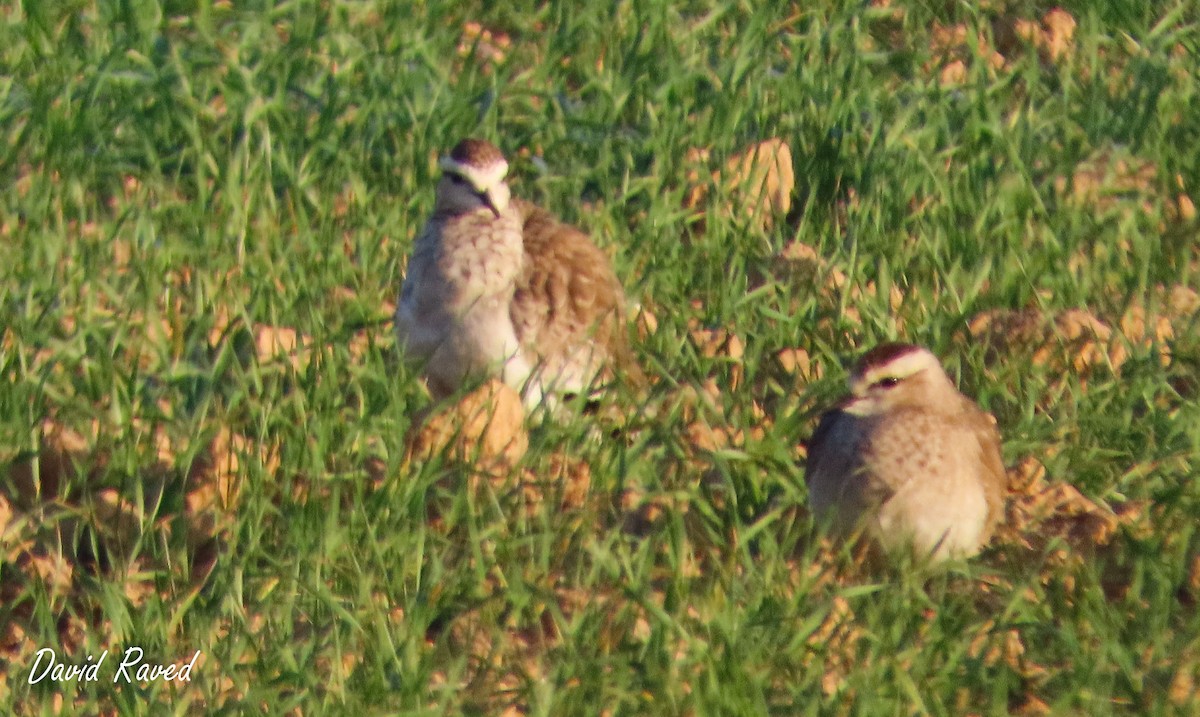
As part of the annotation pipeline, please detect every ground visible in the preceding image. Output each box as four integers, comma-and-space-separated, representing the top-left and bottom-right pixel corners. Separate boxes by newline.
1, 1, 1199, 714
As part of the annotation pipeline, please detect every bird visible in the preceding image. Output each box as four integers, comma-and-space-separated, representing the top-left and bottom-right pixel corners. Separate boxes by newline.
804, 343, 1006, 561
395, 138, 634, 411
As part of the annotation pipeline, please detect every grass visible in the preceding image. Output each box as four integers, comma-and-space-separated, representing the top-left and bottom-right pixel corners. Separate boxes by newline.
2, 0, 1199, 714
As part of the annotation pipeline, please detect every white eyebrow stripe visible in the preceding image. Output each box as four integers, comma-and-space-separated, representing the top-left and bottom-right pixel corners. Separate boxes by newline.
439, 157, 508, 193
856, 349, 937, 385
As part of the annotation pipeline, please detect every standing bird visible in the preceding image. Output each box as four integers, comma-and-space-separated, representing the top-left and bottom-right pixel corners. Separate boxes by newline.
805, 343, 1006, 561
395, 138, 633, 410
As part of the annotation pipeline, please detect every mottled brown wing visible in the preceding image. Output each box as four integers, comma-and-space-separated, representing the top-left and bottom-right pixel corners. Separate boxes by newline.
969, 406, 1007, 542
510, 199, 639, 382
804, 406, 846, 482
805, 406, 891, 527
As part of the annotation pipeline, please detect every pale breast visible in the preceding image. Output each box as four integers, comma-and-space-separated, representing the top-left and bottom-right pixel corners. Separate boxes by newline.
395, 208, 528, 396
433, 210, 526, 310
807, 406, 996, 559
865, 409, 992, 558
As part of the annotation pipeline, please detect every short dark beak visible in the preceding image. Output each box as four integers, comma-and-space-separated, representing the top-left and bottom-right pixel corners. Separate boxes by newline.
479, 192, 501, 218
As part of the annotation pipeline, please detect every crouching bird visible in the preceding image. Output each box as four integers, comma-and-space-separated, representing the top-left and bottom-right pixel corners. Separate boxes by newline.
395, 139, 637, 412
805, 343, 1006, 561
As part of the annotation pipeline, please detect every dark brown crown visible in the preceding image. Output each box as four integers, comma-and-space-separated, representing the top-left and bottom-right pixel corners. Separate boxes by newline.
447, 138, 506, 167
852, 342, 924, 375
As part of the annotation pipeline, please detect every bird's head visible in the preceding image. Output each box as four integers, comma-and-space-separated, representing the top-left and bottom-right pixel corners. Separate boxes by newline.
435, 138, 512, 218
842, 343, 957, 417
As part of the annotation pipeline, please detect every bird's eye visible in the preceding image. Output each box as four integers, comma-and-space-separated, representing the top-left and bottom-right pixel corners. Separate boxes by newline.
448, 174, 466, 185
876, 377, 900, 389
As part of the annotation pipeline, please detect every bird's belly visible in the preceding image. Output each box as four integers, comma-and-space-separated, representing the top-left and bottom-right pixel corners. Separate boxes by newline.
397, 289, 532, 395
875, 460, 989, 559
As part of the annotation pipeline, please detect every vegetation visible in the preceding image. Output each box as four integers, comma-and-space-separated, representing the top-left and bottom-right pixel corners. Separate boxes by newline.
1, 0, 1198, 713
